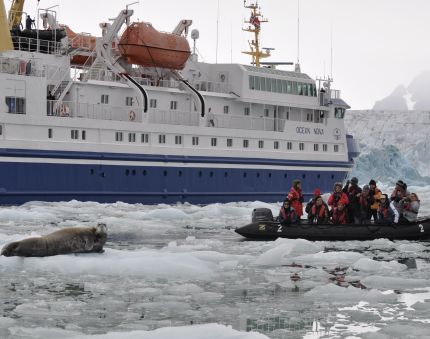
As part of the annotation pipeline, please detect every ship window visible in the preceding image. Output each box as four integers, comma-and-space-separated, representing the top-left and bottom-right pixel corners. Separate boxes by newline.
277, 79, 282, 93
334, 144, 339, 152
125, 97, 133, 106
82, 130, 86, 140
243, 139, 249, 148
282, 80, 287, 93
129, 133, 136, 142
254, 76, 261, 90
264, 108, 269, 117
223, 105, 229, 114
6, 97, 26, 114
306, 112, 313, 122
303, 84, 308, 96
150, 99, 157, 108
227, 138, 233, 147
211, 137, 217, 147
101, 94, 109, 104
297, 83, 303, 95
175, 135, 182, 145
115, 131, 123, 141
249, 75, 255, 89
314, 144, 319, 151
335, 107, 345, 119
141, 133, 149, 143
292, 82, 298, 95
266, 78, 272, 92
258, 140, 264, 149
48, 128, 53, 139
192, 136, 199, 145
260, 77, 266, 91
287, 142, 292, 150
272, 78, 277, 92
71, 129, 79, 139
274, 141, 279, 149
159, 134, 166, 144
170, 101, 178, 110
287, 81, 292, 94
323, 144, 328, 152
299, 142, 305, 151
244, 107, 250, 116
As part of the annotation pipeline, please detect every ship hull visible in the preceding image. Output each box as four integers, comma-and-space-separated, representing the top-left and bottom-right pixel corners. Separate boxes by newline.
0, 148, 351, 205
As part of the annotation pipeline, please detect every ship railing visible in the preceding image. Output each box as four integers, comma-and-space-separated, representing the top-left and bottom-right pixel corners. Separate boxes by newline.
0, 56, 44, 77
12, 36, 63, 55
82, 67, 124, 83
46, 100, 142, 122
212, 113, 285, 132
148, 109, 200, 126
194, 81, 231, 94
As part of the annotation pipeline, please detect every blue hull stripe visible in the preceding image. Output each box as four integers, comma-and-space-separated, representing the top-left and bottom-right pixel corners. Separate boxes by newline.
0, 148, 354, 168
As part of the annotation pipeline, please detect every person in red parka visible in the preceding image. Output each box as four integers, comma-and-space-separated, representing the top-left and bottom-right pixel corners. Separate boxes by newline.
331, 202, 349, 224
287, 179, 304, 222
328, 182, 349, 212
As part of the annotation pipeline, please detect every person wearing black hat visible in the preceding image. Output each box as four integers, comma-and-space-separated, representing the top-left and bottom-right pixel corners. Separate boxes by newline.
342, 177, 362, 223
278, 198, 298, 226
390, 180, 408, 211
368, 179, 381, 222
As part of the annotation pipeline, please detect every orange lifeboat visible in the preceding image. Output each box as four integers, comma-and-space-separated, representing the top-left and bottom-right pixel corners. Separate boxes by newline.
64, 25, 97, 66
118, 22, 191, 70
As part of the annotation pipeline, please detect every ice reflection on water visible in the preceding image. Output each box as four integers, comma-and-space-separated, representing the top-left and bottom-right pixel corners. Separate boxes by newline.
0, 196, 429, 338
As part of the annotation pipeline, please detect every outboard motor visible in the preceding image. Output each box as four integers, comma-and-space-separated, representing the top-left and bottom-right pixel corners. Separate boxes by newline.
251, 208, 274, 222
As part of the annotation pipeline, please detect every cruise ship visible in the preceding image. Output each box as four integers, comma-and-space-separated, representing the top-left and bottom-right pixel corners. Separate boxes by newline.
0, 1, 359, 205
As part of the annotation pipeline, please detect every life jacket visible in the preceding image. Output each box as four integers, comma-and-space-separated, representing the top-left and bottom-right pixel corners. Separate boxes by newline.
328, 192, 349, 208
359, 195, 370, 208
311, 204, 326, 219
370, 188, 382, 210
287, 187, 303, 217
279, 207, 295, 224
378, 206, 389, 220
332, 208, 348, 224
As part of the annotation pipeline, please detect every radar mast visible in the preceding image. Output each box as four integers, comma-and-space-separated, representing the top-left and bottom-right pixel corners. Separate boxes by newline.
242, 0, 270, 67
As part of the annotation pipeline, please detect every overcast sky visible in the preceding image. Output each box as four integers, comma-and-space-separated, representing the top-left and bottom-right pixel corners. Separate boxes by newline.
20, 0, 430, 109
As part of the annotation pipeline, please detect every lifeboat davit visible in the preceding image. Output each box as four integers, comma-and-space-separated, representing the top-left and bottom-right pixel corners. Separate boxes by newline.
118, 22, 191, 70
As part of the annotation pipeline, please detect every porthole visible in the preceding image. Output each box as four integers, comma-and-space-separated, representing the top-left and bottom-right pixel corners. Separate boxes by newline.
163, 170, 167, 176
178, 171, 182, 177
224, 172, 228, 177
143, 170, 147, 176
317, 174, 321, 179
125, 169, 130, 176
256, 173, 260, 178
210, 171, 214, 177
90, 169, 94, 175
268, 173, 272, 178
331, 174, 335, 179
132, 170, 136, 176
199, 171, 202, 177
243, 172, 247, 178
284, 173, 288, 179
302, 174, 306, 179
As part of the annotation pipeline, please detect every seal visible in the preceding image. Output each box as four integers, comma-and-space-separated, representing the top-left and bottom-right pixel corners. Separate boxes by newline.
1, 223, 107, 257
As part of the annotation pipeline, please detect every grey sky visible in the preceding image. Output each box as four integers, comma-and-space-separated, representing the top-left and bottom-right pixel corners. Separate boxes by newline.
21, 0, 430, 109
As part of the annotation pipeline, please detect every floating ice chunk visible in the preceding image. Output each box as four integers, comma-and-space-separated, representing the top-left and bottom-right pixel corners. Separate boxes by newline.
143, 208, 191, 220
304, 284, 397, 304
254, 239, 323, 266
360, 276, 429, 290
293, 251, 365, 268
0, 249, 216, 281
192, 292, 224, 303
68, 323, 270, 338
167, 284, 204, 295
351, 258, 407, 273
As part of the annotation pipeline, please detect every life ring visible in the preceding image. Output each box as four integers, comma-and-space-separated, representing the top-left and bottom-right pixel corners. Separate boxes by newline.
129, 110, 136, 121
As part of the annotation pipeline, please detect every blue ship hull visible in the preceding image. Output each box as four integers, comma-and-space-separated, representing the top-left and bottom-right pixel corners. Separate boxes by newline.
0, 148, 352, 205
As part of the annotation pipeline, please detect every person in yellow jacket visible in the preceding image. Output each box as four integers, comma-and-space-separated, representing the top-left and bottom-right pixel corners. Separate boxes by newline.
369, 179, 382, 222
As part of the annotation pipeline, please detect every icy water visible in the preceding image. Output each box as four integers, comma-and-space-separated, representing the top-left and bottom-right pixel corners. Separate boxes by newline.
0, 185, 429, 339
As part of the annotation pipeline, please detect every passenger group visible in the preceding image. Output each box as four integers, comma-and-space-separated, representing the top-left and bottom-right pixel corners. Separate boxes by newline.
278, 178, 421, 226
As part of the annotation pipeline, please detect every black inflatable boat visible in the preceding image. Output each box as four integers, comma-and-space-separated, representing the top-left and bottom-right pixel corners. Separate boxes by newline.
235, 208, 430, 241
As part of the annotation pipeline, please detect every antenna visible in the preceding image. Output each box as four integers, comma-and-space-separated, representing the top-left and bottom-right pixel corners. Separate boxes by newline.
330, 23, 333, 78
216, 0, 220, 64
295, 0, 301, 73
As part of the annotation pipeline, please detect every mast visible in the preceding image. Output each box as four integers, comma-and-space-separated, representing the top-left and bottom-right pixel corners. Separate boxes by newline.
242, 0, 269, 67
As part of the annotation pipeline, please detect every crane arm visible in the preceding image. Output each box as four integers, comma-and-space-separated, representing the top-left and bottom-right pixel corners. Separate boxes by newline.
8, 0, 26, 30
0, 0, 13, 51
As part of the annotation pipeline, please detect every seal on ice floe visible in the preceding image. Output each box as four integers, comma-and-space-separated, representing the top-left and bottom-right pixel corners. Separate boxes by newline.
1, 223, 107, 257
